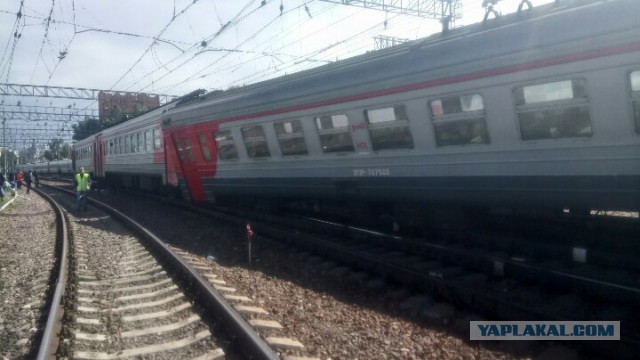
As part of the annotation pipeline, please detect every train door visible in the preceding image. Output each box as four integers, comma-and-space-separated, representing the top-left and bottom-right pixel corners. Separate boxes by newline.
71, 149, 76, 172
94, 134, 104, 179
171, 132, 206, 202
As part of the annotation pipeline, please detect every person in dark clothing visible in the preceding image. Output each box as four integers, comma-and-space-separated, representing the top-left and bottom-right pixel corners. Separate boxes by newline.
0, 173, 5, 200
33, 170, 39, 187
25, 171, 33, 194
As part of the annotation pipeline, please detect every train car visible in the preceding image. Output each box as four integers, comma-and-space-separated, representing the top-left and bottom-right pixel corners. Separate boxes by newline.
73, 135, 95, 176
160, 0, 640, 226
22, 159, 73, 176
98, 104, 172, 191
71, 96, 188, 192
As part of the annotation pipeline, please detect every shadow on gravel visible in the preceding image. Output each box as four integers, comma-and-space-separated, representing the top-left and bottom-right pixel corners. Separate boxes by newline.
86, 191, 595, 360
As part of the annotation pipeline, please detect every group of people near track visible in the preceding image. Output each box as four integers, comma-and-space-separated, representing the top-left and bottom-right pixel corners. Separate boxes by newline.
0, 170, 39, 202
1, 167, 91, 213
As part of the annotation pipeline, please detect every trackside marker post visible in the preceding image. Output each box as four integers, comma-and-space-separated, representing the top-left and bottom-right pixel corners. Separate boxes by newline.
246, 223, 254, 264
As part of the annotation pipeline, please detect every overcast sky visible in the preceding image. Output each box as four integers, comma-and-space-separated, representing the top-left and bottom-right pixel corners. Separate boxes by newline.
0, 0, 553, 149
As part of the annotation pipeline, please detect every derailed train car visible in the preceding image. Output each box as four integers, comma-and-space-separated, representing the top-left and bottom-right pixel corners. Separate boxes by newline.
72, 99, 180, 191
160, 0, 640, 223
72, 0, 640, 225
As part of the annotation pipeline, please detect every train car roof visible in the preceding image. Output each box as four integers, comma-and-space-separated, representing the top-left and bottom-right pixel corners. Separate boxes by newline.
164, 0, 640, 128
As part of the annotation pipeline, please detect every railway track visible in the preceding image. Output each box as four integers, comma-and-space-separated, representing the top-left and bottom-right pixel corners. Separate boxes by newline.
27, 183, 288, 359
38, 179, 638, 358
249, 212, 639, 359
122, 190, 640, 359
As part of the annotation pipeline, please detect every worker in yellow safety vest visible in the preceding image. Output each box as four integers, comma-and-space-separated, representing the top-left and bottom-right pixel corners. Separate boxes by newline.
75, 167, 91, 211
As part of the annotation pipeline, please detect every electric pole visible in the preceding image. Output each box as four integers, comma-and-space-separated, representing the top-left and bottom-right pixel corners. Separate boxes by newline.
2, 118, 6, 178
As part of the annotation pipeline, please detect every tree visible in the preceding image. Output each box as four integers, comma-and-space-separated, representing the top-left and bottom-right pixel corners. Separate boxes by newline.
43, 138, 70, 161
60, 143, 71, 159
72, 117, 107, 141
0, 149, 18, 173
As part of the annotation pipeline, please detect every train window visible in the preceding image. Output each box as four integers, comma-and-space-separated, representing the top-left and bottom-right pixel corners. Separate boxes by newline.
124, 136, 130, 154
128, 134, 134, 153
515, 79, 591, 140
515, 80, 586, 105
198, 134, 212, 162
631, 71, 640, 91
214, 130, 238, 160
142, 132, 147, 152
175, 138, 184, 161
364, 105, 414, 151
274, 119, 308, 156
430, 94, 489, 146
631, 71, 640, 133
431, 94, 484, 116
145, 131, 152, 152
153, 129, 161, 149
242, 125, 271, 158
118, 137, 123, 154
315, 114, 354, 153
137, 133, 142, 153
183, 137, 195, 162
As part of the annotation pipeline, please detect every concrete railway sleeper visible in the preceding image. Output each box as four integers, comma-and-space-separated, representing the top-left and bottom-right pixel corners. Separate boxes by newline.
33, 184, 283, 359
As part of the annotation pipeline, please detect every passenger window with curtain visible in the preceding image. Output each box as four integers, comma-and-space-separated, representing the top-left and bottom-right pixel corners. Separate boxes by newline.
137, 133, 142, 152
198, 134, 212, 162
242, 125, 271, 158
364, 104, 413, 151
214, 130, 238, 160
515, 79, 591, 140
430, 93, 490, 146
130, 134, 136, 153
630, 70, 640, 133
315, 114, 354, 153
124, 136, 130, 153
274, 119, 307, 156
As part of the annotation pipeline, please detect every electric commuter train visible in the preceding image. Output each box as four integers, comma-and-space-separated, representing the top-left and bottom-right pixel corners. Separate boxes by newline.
70, 0, 640, 223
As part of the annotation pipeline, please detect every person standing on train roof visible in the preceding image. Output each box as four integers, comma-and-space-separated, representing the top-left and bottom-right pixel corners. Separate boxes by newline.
75, 167, 91, 211
25, 171, 32, 194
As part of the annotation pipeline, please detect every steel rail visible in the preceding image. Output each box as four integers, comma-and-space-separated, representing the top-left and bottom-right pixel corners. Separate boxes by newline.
32, 186, 69, 360
45, 184, 279, 360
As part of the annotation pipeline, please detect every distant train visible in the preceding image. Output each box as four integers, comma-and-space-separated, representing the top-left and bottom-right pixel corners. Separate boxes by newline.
64, 0, 639, 224
23, 159, 73, 176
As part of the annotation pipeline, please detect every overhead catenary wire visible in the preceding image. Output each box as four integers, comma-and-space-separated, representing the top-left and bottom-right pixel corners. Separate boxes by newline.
136, 0, 430, 93
225, 12, 404, 87
45, 0, 76, 85
29, 0, 57, 83
155, 3, 412, 92
108, 0, 204, 91
121, 0, 275, 93
136, 1, 313, 93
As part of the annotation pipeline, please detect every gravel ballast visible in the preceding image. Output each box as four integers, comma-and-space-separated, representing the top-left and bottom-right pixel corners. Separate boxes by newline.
88, 191, 523, 360
0, 190, 57, 358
